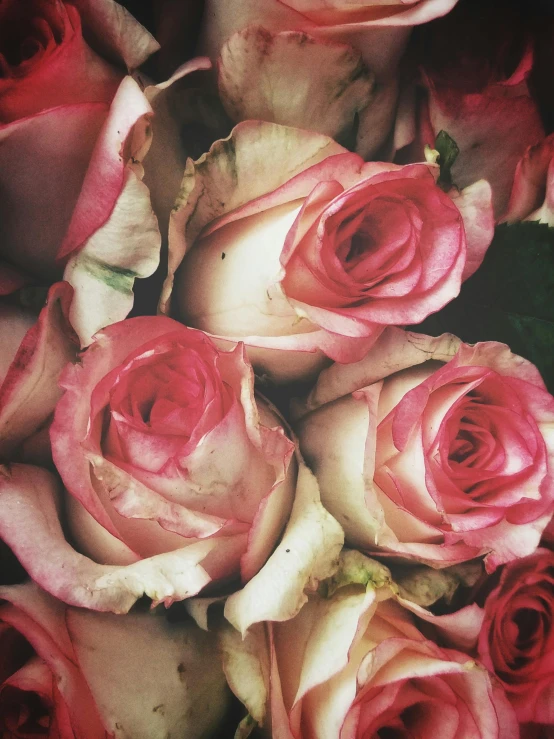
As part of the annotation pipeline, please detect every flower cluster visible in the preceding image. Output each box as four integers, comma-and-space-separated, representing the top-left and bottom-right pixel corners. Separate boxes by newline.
0, 0, 553, 737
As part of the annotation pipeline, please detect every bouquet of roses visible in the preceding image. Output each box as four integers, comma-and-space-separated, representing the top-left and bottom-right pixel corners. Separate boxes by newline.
1, 0, 553, 736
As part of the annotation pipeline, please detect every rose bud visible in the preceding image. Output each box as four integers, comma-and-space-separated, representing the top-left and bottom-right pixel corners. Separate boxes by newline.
395, 2, 544, 218
502, 133, 554, 225
224, 551, 518, 738
295, 328, 554, 569
0, 3, 161, 344
198, 0, 460, 157
167, 121, 493, 383
0, 282, 77, 461
477, 548, 554, 726
0, 580, 230, 738
45, 316, 296, 603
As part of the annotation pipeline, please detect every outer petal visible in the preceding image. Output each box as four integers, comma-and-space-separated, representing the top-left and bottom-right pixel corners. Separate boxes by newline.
66, 608, 230, 738
0, 282, 78, 459
58, 75, 154, 260
0, 582, 106, 738
143, 58, 214, 237
0, 305, 36, 383
0, 465, 214, 612
448, 179, 494, 280
503, 134, 554, 225
72, 0, 160, 69
294, 328, 461, 416
218, 620, 270, 727
0, 103, 107, 278
218, 27, 374, 142
63, 161, 161, 346
224, 457, 344, 635
276, 0, 460, 28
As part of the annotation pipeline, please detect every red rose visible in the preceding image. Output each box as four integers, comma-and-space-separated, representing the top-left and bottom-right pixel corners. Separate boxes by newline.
478, 548, 554, 725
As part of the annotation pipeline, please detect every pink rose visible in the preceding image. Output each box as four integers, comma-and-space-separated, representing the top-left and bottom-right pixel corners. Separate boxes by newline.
477, 548, 554, 726
46, 316, 296, 604
168, 121, 493, 383
0, 580, 230, 738
199, 0, 459, 156
0, 2, 161, 344
295, 328, 554, 568
229, 552, 517, 738
395, 3, 544, 217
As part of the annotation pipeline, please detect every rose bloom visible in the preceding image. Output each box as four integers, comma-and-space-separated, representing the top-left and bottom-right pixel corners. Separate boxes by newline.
267, 559, 517, 738
295, 328, 554, 569
395, 2, 544, 218
169, 121, 493, 383
0, 1, 160, 343
198, 0, 460, 156
477, 548, 554, 726
49, 315, 296, 599
0, 580, 229, 738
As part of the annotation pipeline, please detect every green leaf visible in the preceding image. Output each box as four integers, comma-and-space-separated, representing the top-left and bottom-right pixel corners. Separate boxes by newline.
414, 221, 554, 391
435, 129, 460, 188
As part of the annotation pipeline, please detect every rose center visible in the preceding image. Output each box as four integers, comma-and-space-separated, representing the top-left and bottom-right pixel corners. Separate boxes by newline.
0, 2, 64, 76
512, 607, 544, 652
0, 686, 51, 737
334, 197, 417, 292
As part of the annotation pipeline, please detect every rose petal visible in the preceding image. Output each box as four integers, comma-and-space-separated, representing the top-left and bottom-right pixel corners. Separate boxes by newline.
218, 27, 374, 142
0, 582, 105, 738
63, 161, 161, 346
0, 282, 77, 459
0, 103, 107, 278
58, 75, 154, 261
224, 457, 344, 635
72, 0, 160, 69
66, 607, 230, 738
0, 465, 214, 612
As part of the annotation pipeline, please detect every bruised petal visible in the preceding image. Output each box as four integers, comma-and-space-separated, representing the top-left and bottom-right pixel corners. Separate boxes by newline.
71, 0, 159, 69
218, 27, 374, 142
67, 607, 230, 738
